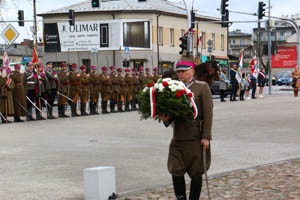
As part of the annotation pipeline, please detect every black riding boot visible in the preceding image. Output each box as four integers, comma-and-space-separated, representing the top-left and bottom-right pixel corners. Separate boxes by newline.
62, 105, 70, 117
36, 109, 46, 120
94, 102, 99, 115
101, 101, 106, 114
110, 102, 116, 113
47, 106, 57, 119
189, 176, 203, 200
26, 105, 35, 121
72, 103, 80, 117
131, 100, 136, 111
81, 104, 87, 116
172, 175, 187, 200
118, 102, 124, 112
14, 116, 24, 123
58, 105, 63, 118
125, 101, 130, 111
89, 102, 94, 115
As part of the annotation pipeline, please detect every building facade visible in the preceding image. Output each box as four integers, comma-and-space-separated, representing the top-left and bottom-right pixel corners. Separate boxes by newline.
39, 0, 228, 73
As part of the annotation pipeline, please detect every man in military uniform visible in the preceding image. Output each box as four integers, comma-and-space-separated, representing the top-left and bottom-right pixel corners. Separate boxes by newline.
89, 65, 100, 115
69, 63, 81, 117
79, 65, 90, 116
99, 66, 111, 114
57, 63, 70, 118
24, 63, 38, 121
138, 66, 146, 90
145, 67, 153, 84
10, 64, 26, 122
131, 68, 139, 110
35, 64, 46, 120
161, 59, 213, 200
124, 68, 133, 111
0, 66, 14, 123
109, 66, 119, 113
45, 61, 58, 119
117, 68, 126, 112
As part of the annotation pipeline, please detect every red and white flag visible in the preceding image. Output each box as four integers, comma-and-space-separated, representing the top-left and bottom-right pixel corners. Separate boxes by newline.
32, 48, 39, 64
249, 56, 259, 78
3, 51, 9, 68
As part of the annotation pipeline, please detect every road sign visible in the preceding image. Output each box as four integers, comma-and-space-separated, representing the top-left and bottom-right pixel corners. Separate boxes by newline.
125, 47, 129, 55
1, 24, 20, 45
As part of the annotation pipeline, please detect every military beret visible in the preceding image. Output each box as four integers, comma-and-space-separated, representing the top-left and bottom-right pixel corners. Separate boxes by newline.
117, 68, 123, 72
110, 66, 115, 70
71, 63, 77, 68
15, 64, 21, 69
101, 66, 107, 71
125, 68, 131, 72
80, 65, 86, 70
153, 67, 159, 71
91, 65, 97, 70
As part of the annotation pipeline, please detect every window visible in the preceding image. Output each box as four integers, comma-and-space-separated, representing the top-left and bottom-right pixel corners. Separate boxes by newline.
123, 21, 150, 48
292, 30, 296, 34
212, 33, 215, 49
240, 39, 244, 45
221, 35, 225, 50
232, 39, 236, 44
170, 28, 174, 46
181, 29, 185, 37
158, 26, 163, 45
229, 39, 231, 44
100, 24, 109, 47
280, 31, 285, 36
201, 32, 206, 48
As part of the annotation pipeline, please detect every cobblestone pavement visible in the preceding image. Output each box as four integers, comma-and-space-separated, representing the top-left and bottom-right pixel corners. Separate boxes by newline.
118, 158, 300, 200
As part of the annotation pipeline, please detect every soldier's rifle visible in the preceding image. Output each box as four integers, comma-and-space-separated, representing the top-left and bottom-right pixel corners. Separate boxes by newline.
0, 112, 6, 121
57, 91, 74, 102
16, 101, 32, 117
203, 150, 211, 200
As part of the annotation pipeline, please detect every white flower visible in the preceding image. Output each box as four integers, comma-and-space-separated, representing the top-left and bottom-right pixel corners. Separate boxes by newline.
154, 83, 159, 89
169, 85, 177, 92
143, 87, 149, 93
162, 78, 172, 82
158, 84, 164, 92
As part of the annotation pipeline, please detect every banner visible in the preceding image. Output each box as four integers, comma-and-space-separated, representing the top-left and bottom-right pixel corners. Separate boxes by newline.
271, 46, 297, 68
44, 23, 61, 52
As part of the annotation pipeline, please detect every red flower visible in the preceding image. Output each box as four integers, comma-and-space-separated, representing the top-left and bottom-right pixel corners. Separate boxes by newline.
176, 91, 183, 98
180, 90, 185, 95
188, 93, 193, 98
162, 81, 168, 87
147, 83, 154, 87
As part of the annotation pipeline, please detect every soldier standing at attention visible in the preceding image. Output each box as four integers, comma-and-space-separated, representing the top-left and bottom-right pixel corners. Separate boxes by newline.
117, 68, 126, 112
124, 68, 133, 111
24, 63, 38, 121
89, 65, 100, 115
131, 68, 139, 110
79, 65, 90, 116
69, 63, 81, 117
0, 66, 14, 123
145, 67, 153, 84
99, 66, 111, 114
57, 63, 70, 118
36, 64, 46, 120
161, 59, 213, 200
10, 64, 26, 122
138, 66, 146, 91
110, 66, 120, 113
45, 61, 58, 119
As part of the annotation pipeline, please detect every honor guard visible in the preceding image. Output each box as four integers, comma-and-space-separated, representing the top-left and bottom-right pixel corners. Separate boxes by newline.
45, 61, 58, 119
69, 63, 81, 117
153, 67, 160, 83
10, 64, 26, 122
24, 63, 38, 121
35, 64, 46, 120
117, 68, 126, 112
99, 66, 112, 114
57, 63, 70, 118
79, 65, 90, 116
138, 66, 146, 91
89, 65, 101, 115
0, 66, 14, 123
131, 68, 139, 110
145, 67, 153, 84
109, 66, 120, 113
124, 68, 133, 111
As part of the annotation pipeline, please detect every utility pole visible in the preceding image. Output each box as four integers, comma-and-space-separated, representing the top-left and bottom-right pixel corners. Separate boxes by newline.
33, 0, 38, 47
267, 0, 272, 95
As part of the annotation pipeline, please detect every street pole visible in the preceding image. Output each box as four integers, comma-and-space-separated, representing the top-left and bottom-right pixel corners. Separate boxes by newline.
181, 0, 193, 55
267, 0, 272, 95
33, 0, 38, 47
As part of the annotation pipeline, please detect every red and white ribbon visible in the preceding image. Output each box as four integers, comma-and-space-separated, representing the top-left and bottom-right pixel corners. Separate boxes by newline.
149, 87, 156, 118
183, 85, 198, 119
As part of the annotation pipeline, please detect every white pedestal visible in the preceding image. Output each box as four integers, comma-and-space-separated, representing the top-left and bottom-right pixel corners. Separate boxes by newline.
84, 166, 116, 200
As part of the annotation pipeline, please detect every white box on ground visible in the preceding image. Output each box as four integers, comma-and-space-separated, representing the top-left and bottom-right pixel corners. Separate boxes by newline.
84, 166, 116, 200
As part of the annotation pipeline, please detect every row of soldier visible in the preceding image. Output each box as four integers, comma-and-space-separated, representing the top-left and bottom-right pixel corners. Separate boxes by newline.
0, 62, 160, 123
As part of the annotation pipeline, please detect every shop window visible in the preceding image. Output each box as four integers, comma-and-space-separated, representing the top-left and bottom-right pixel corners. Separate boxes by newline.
123, 21, 150, 48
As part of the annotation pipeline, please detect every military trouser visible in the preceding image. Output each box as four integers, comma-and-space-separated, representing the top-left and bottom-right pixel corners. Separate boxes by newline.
26, 90, 36, 120
101, 92, 111, 114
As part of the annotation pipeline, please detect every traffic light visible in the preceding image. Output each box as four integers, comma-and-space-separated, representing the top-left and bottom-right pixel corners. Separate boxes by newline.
179, 36, 188, 55
18, 10, 24, 27
68, 9, 75, 26
91, 0, 99, 7
220, 0, 229, 15
190, 10, 195, 29
221, 10, 229, 27
258, 1, 266, 19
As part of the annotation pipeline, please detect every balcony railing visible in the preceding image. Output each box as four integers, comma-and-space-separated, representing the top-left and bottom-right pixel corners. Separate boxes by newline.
252, 35, 287, 42
229, 44, 252, 49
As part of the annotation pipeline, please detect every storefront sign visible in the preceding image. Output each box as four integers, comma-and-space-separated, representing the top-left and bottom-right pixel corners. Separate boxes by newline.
272, 46, 297, 68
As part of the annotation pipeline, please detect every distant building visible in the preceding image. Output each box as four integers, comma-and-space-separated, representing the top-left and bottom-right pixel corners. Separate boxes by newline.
38, 0, 228, 73
228, 29, 253, 68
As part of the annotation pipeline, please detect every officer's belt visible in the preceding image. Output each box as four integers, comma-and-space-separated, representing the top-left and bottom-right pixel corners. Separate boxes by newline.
62, 82, 70, 85
70, 82, 80, 85
27, 81, 36, 84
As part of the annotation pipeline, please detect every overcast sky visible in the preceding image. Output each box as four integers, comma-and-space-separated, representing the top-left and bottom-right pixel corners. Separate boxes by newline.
0, 0, 299, 43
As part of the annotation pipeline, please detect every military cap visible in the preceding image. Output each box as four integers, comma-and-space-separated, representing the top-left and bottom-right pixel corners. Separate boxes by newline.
175, 61, 195, 71
117, 68, 123, 72
80, 65, 86, 70
153, 67, 159, 71
125, 68, 131, 72
101, 66, 108, 71
71, 63, 77, 68
15, 64, 21, 69
91, 65, 97, 70
110, 65, 115, 70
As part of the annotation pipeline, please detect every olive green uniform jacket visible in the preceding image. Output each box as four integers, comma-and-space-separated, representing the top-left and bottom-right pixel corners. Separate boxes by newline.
167, 80, 213, 178
0, 76, 15, 116
90, 72, 101, 103
9, 71, 26, 117
99, 73, 112, 101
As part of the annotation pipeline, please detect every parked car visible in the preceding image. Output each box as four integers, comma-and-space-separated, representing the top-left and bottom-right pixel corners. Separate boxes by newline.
277, 71, 292, 86
210, 80, 232, 96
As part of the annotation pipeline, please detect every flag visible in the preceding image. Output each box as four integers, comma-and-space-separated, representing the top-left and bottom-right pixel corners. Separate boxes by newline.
197, 36, 202, 46
249, 56, 259, 78
3, 51, 9, 68
32, 48, 39, 64
235, 49, 244, 83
